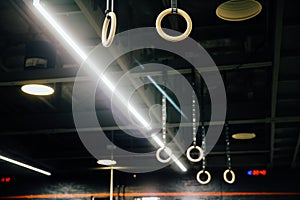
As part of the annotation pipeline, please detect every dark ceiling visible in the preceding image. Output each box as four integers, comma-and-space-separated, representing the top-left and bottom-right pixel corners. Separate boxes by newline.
0, 0, 300, 177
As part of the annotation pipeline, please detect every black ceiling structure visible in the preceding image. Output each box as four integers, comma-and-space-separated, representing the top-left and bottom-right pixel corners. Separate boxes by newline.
0, 0, 299, 177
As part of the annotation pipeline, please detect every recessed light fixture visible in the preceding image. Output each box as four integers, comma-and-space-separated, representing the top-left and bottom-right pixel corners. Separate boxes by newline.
97, 159, 117, 166
21, 84, 54, 96
216, 0, 262, 21
232, 133, 256, 140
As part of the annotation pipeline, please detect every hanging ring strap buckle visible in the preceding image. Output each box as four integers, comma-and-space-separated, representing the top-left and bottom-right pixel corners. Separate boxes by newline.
223, 169, 235, 184
171, 0, 177, 13
102, 0, 116, 47
156, 0, 192, 42
186, 145, 203, 162
156, 146, 172, 163
196, 169, 211, 185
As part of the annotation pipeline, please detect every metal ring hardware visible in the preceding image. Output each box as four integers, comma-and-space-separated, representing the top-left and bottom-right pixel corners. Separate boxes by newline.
102, 11, 117, 47
156, 8, 192, 42
186, 146, 204, 162
196, 170, 211, 185
156, 146, 172, 163
223, 169, 235, 184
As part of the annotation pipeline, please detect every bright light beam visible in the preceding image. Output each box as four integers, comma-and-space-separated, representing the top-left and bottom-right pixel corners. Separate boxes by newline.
33, 0, 186, 172
0, 155, 51, 176
134, 59, 187, 119
33, 0, 87, 60
170, 154, 187, 172
147, 75, 187, 119
33, 0, 150, 129
152, 134, 165, 148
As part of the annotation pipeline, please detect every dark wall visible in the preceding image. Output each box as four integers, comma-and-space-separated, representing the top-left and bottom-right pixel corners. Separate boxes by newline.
0, 168, 300, 200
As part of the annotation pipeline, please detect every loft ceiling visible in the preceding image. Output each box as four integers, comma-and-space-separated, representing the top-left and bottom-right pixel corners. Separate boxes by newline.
0, 0, 300, 176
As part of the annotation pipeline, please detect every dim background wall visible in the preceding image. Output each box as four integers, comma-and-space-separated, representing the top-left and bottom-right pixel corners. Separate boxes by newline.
0, 168, 299, 200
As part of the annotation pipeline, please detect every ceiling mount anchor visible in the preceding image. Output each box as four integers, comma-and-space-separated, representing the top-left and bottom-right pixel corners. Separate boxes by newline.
156, 0, 192, 42
223, 124, 236, 184
102, 0, 117, 47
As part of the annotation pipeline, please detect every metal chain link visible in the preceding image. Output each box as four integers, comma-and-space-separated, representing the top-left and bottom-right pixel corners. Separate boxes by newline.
201, 126, 206, 170
225, 124, 231, 170
192, 93, 197, 147
162, 95, 167, 145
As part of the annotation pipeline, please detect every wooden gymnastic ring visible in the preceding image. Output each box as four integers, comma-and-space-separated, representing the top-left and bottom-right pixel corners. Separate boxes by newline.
186, 146, 204, 162
156, 8, 192, 42
102, 11, 117, 47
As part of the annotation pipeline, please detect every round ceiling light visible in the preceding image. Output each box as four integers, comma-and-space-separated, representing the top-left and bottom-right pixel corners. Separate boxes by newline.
232, 133, 256, 140
216, 0, 262, 21
21, 84, 54, 96
97, 159, 117, 166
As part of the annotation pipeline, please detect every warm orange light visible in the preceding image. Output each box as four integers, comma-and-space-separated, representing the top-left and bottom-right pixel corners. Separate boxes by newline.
232, 133, 256, 140
2, 191, 300, 199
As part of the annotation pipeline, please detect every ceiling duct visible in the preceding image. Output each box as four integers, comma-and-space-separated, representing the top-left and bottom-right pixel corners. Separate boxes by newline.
216, 0, 262, 21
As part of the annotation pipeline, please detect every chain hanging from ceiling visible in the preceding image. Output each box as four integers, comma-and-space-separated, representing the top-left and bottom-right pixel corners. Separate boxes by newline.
186, 77, 203, 162
196, 125, 211, 184
223, 124, 236, 184
156, 93, 172, 163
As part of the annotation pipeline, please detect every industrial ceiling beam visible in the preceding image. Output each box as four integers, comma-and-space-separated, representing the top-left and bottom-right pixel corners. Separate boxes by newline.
9, 0, 53, 41
36, 150, 269, 161
291, 133, 300, 168
12, 0, 73, 67
0, 67, 81, 86
37, 97, 56, 111
270, 0, 284, 167
194, 23, 266, 41
73, 0, 103, 37
0, 61, 271, 86
1, 116, 300, 136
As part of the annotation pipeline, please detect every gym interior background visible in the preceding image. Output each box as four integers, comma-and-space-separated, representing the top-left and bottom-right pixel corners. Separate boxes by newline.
0, 0, 300, 199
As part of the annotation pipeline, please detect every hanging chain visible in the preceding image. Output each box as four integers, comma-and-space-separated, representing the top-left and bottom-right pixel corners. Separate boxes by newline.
191, 69, 197, 147
201, 126, 206, 170
186, 76, 204, 163
225, 124, 231, 170
192, 93, 197, 147
223, 124, 235, 184
156, 90, 172, 163
162, 95, 167, 145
